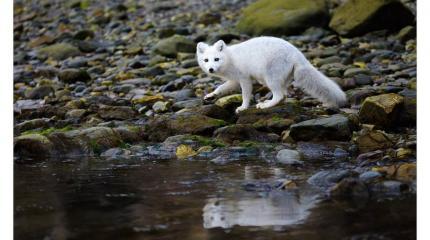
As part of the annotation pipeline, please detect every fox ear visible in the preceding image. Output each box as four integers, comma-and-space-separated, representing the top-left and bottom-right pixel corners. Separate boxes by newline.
197, 42, 208, 54
214, 40, 226, 52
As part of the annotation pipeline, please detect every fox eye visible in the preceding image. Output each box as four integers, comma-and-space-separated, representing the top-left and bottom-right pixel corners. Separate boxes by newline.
214, 58, 219, 61
204, 59, 208, 62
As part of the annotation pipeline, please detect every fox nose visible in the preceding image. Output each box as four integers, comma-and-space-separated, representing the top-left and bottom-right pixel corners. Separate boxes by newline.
209, 68, 214, 73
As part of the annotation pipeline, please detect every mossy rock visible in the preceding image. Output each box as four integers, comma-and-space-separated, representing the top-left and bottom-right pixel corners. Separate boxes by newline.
252, 116, 294, 133
38, 43, 81, 60
63, 127, 123, 154
358, 93, 404, 128
145, 112, 227, 142
355, 130, 393, 153
329, 0, 415, 37
58, 69, 91, 84
132, 95, 165, 105
236, 0, 329, 36
97, 105, 136, 120
14, 134, 54, 157
215, 94, 242, 109
237, 102, 303, 125
152, 35, 195, 58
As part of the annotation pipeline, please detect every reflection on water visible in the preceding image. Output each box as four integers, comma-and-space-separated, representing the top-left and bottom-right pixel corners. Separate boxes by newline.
14, 157, 416, 240
203, 192, 318, 229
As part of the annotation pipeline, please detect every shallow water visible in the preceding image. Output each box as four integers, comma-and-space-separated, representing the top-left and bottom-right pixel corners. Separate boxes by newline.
15, 157, 416, 240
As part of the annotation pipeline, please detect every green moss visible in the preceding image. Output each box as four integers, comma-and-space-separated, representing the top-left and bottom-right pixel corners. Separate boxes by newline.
237, 0, 327, 36
21, 126, 74, 136
184, 135, 226, 148
329, 0, 414, 36
237, 140, 260, 148
127, 125, 141, 133
89, 139, 102, 154
118, 141, 132, 149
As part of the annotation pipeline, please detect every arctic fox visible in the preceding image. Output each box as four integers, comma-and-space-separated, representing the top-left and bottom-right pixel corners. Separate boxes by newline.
196, 36, 347, 113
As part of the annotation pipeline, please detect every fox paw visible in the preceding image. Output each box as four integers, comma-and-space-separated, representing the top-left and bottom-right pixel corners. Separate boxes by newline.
235, 106, 248, 114
256, 101, 271, 109
204, 92, 216, 100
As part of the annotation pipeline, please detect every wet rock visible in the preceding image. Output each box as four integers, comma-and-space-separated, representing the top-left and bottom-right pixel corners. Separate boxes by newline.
356, 150, 384, 163
66, 109, 86, 119
369, 180, 410, 197
152, 35, 195, 57
197, 12, 222, 25
132, 95, 164, 105
359, 171, 383, 183
176, 144, 197, 159
114, 126, 144, 143
162, 134, 225, 151
237, 103, 302, 125
59, 127, 123, 154
329, 0, 415, 37
353, 74, 373, 86
395, 163, 416, 182
162, 89, 195, 102
313, 56, 342, 67
237, 0, 329, 36
395, 147, 413, 159
210, 147, 259, 164
289, 114, 351, 141
14, 118, 51, 134
58, 69, 91, 84
112, 84, 134, 94
358, 93, 404, 128
74, 29, 95, 40
29, 35, 55, 48
297, 141, 350, 161
343, 68, 370, 77
243, 179, 297, 192
329, 178, 369, 200
14, 134, 54, 158
307, 169, 358, 189
188, 104, 232, 122
38, 43, 81, 60
253, 117, 294, 133
119, 78, 151, 86
395, 25, 416, 43
214, 124, 279, 144
98, 105, 136, 120
355, 130, 393, 153
276, 149, 303, 165
346, 88, 378, 107
144, 112, 226, 142
14, 99, 45, 113
172, 99, 202, 111
152, 101, 170, 113
398, 89, 416, 126
141, 66, 165, 78
100, 147, 130, 159
25, 85, 54, 99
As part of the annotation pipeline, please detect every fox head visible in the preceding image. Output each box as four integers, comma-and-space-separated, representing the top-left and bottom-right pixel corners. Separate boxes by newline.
196, 40, 228, 75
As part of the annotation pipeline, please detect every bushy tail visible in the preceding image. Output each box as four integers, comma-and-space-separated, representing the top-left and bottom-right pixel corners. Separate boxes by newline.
293, 63, 347, 108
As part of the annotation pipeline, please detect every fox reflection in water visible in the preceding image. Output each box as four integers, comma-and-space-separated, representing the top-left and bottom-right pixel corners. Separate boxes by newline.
202, 167, 319, 229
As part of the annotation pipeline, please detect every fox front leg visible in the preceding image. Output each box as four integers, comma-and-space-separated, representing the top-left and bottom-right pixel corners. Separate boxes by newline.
204, 80, 239, 100
235, 79, 253, 114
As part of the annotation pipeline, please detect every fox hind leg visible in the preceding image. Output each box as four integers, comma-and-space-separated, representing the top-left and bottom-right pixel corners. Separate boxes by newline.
256, 78, 284, 109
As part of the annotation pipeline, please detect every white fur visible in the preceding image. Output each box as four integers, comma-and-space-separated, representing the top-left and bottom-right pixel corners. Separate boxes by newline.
196, 37, 347, 113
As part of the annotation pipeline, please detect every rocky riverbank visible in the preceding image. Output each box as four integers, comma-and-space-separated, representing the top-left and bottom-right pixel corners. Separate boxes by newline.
14, 0, 416, 202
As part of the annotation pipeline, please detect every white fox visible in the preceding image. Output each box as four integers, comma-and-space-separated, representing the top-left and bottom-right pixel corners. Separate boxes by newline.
196, 36, 347, 114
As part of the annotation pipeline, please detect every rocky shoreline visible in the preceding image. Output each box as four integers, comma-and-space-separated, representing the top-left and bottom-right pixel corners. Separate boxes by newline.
14, 0, 416, 203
